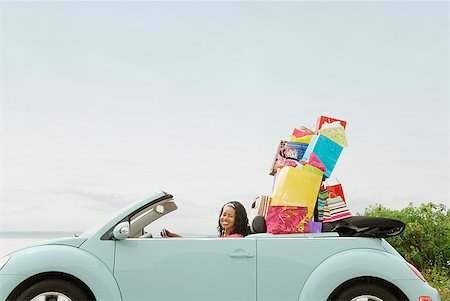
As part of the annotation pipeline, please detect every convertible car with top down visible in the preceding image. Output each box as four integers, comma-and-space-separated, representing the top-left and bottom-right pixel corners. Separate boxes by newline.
0, 191, 441, 301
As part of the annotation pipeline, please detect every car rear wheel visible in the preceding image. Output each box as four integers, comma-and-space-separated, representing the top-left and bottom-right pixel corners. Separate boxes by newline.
330, 284, 399, 301
13, 279, 90, 301
350, 296, 384, 301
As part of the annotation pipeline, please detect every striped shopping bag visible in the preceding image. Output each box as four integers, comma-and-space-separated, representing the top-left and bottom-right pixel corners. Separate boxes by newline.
323, 196, 352, 223
317, 188, 329, 222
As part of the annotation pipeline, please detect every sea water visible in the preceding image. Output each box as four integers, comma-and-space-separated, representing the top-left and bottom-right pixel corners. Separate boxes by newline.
0, 231, 216, 257
0, 231, 78, 257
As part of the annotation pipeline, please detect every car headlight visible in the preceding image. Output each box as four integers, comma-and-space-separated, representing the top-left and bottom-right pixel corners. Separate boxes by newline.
0, 255, 11, 270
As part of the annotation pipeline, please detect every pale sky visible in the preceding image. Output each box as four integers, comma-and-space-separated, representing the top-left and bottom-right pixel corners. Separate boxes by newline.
0, 1, 448, 235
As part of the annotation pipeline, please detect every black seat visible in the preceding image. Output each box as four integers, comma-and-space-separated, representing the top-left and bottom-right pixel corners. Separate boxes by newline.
250, 215, 267, 234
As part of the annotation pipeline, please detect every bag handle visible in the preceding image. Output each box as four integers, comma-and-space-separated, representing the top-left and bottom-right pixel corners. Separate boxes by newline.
328, 192, 338, 198
324, 178, 341, 187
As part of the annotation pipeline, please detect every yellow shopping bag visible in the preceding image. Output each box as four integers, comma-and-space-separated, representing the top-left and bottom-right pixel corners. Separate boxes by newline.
289, 134, 313, 144
319, 126, 348, 147
271, 165, 323, 219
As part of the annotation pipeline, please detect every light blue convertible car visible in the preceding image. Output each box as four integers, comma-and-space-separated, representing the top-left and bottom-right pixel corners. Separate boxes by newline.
0, 191, 440, 301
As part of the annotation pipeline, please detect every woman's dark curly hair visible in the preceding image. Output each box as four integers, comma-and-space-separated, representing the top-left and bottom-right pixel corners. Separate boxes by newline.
217, 201, 250, 237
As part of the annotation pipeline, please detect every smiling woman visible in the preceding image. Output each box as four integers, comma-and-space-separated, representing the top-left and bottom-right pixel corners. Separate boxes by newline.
162, 201, 251, 238
218, 201, 250, 238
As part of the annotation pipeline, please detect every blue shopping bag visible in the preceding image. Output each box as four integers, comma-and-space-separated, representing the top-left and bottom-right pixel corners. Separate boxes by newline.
302, 134, 343, 178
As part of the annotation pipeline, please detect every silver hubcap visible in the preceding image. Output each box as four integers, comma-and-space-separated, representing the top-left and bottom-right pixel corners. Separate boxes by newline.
31, 292, 72, 301
350, 296, 384, 301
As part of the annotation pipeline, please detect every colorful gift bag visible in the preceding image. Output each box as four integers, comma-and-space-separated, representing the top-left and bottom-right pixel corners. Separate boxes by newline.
316, 115, 347, 130
286, 142, 308, 160
325, 179, 346, 203
290, 135, 314, 144
317, 188, 329, 222
269, 141, 308, 175
316, 115, 348, 147
300, 152, 326, 172
266, 205, 309, 234
302, 134, 343, 178
250, 195, 270, 218
249, 195, 270, 228
269, 140, 298, 175
292, 128, 312, 138
308, 221, 323, 233
269, 140, 288, 175
271, 165, 323, 219
319, 126, 348, 147
290, 127, 315, 143
322, 196, 352, 223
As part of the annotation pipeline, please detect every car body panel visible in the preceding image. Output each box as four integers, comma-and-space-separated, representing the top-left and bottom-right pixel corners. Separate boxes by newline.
297, 248, 427, 301
0, 245, 122, 301
256, 236, 384, 301
0, 191, 441, 301
80, 239, 116, 273
0, 275, 28, 301
388, 279, 441, 301
114, 237, 256, 301
34, 237, 87, 248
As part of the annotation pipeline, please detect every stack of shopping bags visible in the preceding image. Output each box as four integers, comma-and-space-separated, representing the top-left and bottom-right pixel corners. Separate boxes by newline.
257, 115, 352, 234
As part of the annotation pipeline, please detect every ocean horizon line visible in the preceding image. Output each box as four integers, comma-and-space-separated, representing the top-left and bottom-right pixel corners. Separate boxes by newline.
0, 231, 215, 239
0, 231, 80, 239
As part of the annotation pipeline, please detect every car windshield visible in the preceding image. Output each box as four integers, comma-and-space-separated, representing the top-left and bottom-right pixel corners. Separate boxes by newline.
129, 199, 177, 237
79, 193, 164, 238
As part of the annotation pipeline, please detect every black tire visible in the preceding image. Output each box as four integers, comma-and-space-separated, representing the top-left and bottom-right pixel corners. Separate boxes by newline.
13, 279, 90, 301
330, 283, 399, 301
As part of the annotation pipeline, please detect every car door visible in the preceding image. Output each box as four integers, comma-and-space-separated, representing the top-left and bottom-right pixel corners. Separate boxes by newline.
113, 237, 256, 301
256, 236, 339, 301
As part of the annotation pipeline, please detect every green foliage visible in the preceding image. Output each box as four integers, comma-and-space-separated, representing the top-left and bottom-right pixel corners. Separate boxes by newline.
426, 265, 450, 301
364, 202, 450, 300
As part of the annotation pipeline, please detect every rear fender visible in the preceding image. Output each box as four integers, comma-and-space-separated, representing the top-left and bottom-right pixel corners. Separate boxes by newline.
297, 248, 414, 301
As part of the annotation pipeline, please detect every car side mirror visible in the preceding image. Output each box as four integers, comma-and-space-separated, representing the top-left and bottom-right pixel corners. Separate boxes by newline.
155, 205, 164, 214
113, 222, 130, 240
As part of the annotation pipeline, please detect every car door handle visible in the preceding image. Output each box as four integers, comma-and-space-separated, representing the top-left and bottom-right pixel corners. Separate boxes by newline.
229, 252, 254, 259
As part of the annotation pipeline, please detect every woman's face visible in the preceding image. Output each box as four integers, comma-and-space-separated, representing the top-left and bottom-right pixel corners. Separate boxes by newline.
220, 206, 236, 234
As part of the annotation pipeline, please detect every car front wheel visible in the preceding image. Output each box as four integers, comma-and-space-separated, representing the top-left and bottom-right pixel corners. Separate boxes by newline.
330, 283, 399, 301
13, 279, 90, 301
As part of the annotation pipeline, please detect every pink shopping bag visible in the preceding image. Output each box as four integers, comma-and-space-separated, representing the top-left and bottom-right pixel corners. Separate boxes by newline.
266, 205, 309, 234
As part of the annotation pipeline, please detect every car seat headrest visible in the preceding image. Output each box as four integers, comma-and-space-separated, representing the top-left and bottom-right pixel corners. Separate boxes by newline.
251, 215, 267, 233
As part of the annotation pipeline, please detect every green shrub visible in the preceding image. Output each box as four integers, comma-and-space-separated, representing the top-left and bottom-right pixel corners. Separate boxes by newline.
364, 203, 450, 299
423, 265, 450, 301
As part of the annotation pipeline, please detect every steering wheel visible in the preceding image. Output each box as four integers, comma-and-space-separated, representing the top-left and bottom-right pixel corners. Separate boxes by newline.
139, 232, 153, 238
